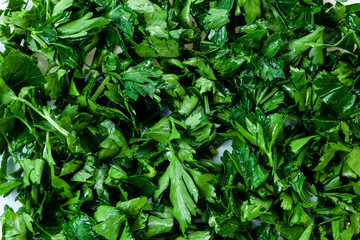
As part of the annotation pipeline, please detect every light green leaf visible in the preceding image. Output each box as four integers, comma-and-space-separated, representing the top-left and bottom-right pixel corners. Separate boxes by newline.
240, 196, 272, 221
346, 146, 360, 177
0, 179, 22, 195
92, 206, 130, 240
126, 0, 160, 14
20, 158, 45, 186
154, 146, 198, 233
189, 169, 217, 203
52, 0, 73, 16
145, 10, 169, 38
280, 192, 293, 211
143, 117, 171, 145
243, 0, 261, 24
289, 135, 318, 153
144, 209, 174, 238
1, 209, 27, 240
179, 95, 199, 116
195, 77, 216, 94
299, 222, 314, 240
136, 37, 179, 58
116, 197, 149, 216
176, 230, 211, 240
269, 113, 285, 147
203, 9, 230, 30
57, 13, 111, 36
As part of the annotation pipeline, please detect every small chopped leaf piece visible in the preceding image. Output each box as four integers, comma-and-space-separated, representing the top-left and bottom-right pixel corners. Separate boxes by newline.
20, 158, 45, 186
299, 222, 314, 240
313, 73, 357, 115
145, 215, 173, 237
1, 209, 27, 239
116, 197, 149, 216
98, 119, 129, 159
226, 138, 268, 189
1, 50, 45, 91
289, 135, 318, 154
145, 10, 169, 38
126, 0, 160, 14
92, 206, 133, 240
346, 146, 360, 177
289, 204, 311, 226
121, 60, 164, 100
144, 207, 174, 237
203, 9, 230, 30
240, 196, 272, 221
57, 13, 111, 36
254, 58, 285, 81
313, 142, 350, 171
65, 213, 97, 240
52, 0, 73, 17
0, 179, 22, 195
136, 37, 179, 58
280, 192, 294, 211
290, 173, 317, 208
261, 33, 282, 59
179, 95, 199, 116
243, 0, 261, 24
176, 230, 211, 240
188, 168, 217, 203
282, 27, 325, 64
143, 117, 171, 145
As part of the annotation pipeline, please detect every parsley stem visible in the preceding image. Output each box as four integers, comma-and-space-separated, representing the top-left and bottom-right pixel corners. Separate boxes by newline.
204, 95, 210, 114
138, 159, 157, 178
267, 152, 274, 168
15, 97, 69, 137
259, 88, 278, 105
42, 110, 70, 137
91, 76, 111, 101
31, 33, 48, 48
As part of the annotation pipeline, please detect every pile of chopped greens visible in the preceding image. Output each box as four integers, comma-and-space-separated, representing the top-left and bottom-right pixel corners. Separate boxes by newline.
2, 0, 360, 239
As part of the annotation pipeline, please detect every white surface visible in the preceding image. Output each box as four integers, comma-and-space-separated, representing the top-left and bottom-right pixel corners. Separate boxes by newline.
0, 0, 360, 238
213, 139, 233, 163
